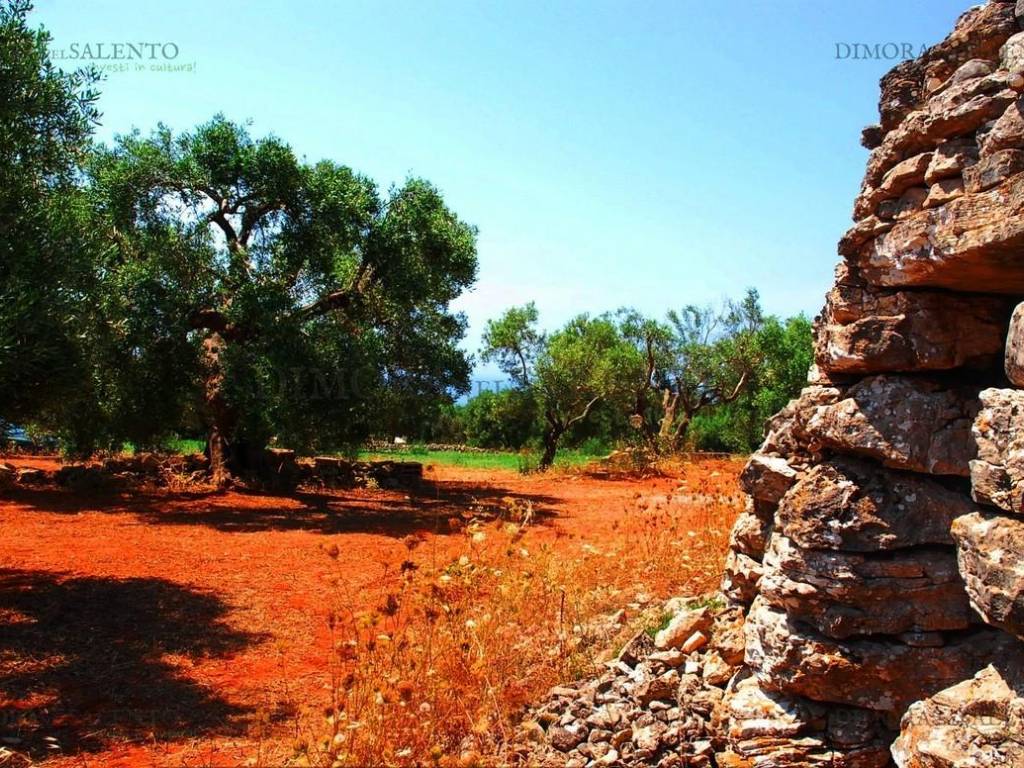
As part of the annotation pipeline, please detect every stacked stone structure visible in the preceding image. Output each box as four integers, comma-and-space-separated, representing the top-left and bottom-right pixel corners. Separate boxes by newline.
721, 3, 1024, 765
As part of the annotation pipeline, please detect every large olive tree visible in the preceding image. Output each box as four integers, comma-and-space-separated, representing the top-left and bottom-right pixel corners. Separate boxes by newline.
87, 116, 478, 482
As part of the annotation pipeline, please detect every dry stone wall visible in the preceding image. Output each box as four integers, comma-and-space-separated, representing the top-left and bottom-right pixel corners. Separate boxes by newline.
514, 5, 1024, 766
721, 2, 1024, 765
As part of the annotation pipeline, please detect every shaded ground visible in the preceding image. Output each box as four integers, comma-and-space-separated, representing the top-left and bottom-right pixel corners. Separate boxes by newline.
0, 455, 743, 767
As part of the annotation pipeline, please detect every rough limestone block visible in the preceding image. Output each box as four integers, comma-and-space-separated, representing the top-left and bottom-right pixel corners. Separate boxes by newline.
876, 2, 1018, 132
722, 673, 892, 768
759, 534, 972, 639
952, 511, 1024, 638
853, 152, 932, 220
739, 453, 799, 508
981, 95, 1024, 154
727, 506, 771, 560
814, 264, 1007, 374
805, 376, 979, 477
1005, 301, 1024, 385
776, 458, 975, 552
864, 71, 1022, 191
923, 177, 966, 207
1002, 30, 1024, 71
758, 386, 844, 462
970, 387, 1024, 513
963, 147, 1024, 191
891, 664, 1024, 768
838, 216, 893, 258
860, 171, 1024, 293
925, 137, 979, 183
744, 598, 1022, 714
721, 551, 763, 606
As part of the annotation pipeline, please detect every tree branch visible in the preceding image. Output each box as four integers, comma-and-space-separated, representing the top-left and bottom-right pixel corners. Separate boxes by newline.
565, 395, 601, 430
719, 371, 748, 404
188, 308, 248, 341
239, 201, 285, 246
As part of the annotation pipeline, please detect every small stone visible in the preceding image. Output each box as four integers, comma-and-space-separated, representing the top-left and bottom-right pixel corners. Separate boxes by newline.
923, 177, 964, 208
548, 723, 587, 752
636, 670, 680, 705
616, 630, 655, 665
519, 720, 545, 743
701, 650, 735, 687
682, 631, 708, 654
1002, 30, 1024, 72
653, 607, 711, 650
647, 650, 685, 668
610, 728, 631, 747
1005, 302, 1024, 387
632, 722, 668, 752
549, 685, 578, 698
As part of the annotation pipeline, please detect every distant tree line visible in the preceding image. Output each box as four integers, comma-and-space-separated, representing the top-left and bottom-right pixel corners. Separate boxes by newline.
413, 291, 813, 468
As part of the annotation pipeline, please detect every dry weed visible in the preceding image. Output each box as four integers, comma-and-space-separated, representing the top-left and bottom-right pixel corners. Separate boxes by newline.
297, 461, 742, 767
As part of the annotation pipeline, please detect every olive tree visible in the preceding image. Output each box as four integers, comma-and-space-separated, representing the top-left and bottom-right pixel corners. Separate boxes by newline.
482, 306, 637, 468
87, 116, 478, 482
618, 289, 764, 453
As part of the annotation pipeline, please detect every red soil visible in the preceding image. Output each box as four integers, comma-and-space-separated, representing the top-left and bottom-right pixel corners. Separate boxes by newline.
0, 456, 743, 767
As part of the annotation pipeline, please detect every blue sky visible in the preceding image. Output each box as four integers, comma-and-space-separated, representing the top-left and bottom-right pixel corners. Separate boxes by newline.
35, 0, 971, 381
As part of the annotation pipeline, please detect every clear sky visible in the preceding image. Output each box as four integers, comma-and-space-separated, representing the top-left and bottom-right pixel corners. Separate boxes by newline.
34, 0, 972, 382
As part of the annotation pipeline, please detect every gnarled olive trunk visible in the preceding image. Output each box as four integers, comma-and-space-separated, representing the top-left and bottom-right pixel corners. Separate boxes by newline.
539, 422, 565, 470
202, 332, 235, 487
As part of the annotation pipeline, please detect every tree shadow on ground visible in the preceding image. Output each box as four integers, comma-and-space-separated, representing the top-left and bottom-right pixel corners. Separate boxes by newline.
147, 479, 563, 536
0, 569, 263, 760
5, 479, 562, 537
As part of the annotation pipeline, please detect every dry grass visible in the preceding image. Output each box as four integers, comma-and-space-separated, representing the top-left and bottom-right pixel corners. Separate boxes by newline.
297, 459, 744, 767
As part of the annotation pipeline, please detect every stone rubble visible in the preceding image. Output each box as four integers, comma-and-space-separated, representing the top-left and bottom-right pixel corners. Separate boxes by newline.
512, 601, 746, 768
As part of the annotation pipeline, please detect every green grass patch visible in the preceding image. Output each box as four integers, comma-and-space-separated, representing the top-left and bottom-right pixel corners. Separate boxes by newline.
357, 446, 602, 472
121, 437, 205, 456
644, 611, 674, 640
686, 595, 726, 613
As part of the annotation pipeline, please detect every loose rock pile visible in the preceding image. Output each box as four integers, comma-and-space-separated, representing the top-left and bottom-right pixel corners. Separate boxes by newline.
520, 2, 1024, 765
514, 601, 746, 768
